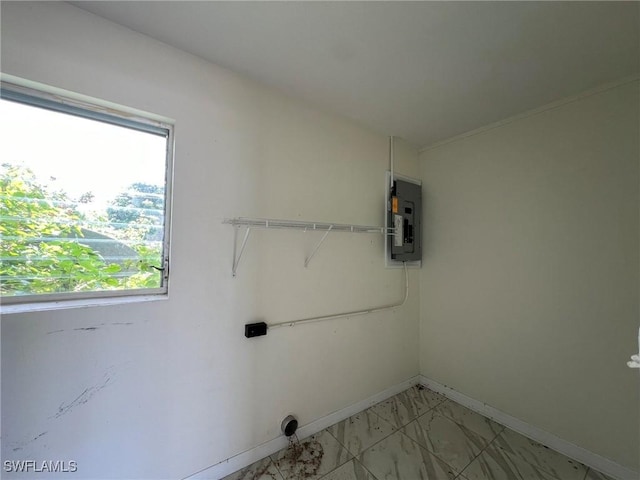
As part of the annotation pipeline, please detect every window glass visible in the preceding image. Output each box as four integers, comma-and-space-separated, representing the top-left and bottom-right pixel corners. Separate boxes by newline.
0, 85, 172, 303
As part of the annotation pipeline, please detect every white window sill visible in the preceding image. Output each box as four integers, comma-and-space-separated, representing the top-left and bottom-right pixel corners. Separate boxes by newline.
1, 294, 168, 315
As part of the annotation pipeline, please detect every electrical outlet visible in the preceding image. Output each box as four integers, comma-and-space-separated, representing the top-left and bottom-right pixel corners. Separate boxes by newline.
245, 322, 268, 338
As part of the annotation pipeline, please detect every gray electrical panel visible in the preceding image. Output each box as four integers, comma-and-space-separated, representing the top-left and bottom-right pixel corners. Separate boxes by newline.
389, 179, 422, 262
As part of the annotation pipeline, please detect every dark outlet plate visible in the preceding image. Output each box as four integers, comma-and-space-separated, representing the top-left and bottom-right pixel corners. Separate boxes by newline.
245, 322, 268, 338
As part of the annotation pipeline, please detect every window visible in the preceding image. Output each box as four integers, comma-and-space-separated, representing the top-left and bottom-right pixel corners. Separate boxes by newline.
0, 83, 173, 305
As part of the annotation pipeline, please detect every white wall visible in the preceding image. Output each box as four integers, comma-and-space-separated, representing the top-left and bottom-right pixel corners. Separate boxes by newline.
419, 80, 639, 472
0, 3, 420, 478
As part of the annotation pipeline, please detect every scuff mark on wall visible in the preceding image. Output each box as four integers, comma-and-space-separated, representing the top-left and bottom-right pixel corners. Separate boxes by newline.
10, 431, 48, 452
51, 373, 112, 419
6, 364, 128, 456
46, 323, 134, 335
46, 329, 65, 335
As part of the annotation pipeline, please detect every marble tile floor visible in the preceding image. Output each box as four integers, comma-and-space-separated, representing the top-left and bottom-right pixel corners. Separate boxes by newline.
222, 385, 615, 480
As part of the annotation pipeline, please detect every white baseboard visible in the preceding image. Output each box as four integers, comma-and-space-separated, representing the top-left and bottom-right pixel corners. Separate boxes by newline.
184, 375, 421, 480
419, 375, 638, 480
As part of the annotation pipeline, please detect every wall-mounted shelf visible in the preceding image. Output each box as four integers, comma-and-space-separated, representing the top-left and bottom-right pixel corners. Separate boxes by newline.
223, 217, 390, 276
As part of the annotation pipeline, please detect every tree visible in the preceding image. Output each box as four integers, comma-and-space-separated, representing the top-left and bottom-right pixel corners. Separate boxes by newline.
0, 165, 166, 296
105, 182, 165, 289
107, 182, 165, 242
0, 164, 121, 296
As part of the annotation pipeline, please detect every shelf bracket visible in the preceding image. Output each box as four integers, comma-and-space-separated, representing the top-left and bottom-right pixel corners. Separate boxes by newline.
232, 226, 252, 277
304, 225, 333, 268
223, 217, 389, 276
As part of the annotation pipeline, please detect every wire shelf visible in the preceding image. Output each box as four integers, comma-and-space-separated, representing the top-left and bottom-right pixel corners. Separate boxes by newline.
223, 217, 391, 276
223, 217, 387, 234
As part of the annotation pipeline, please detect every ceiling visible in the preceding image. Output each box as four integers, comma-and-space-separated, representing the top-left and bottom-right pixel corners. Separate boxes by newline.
71, 1, 639, 148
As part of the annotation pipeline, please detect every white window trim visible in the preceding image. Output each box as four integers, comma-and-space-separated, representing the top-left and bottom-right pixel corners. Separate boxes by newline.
0, 80, 175, 309
0, 294, 168, 315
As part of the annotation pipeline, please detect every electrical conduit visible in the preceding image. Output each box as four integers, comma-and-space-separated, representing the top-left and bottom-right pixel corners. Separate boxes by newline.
268, 262, 408, 329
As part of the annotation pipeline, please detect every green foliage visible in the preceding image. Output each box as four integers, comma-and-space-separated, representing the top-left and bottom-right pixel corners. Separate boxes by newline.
125, 243, 163, 289
0, 165, 164, 297
107, 182, 164, 242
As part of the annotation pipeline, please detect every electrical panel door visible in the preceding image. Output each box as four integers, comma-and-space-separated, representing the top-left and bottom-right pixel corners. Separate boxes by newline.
389, 179, 422, 262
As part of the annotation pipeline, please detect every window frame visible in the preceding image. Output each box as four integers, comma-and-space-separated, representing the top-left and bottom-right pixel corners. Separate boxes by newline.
0, 81, 174, 307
